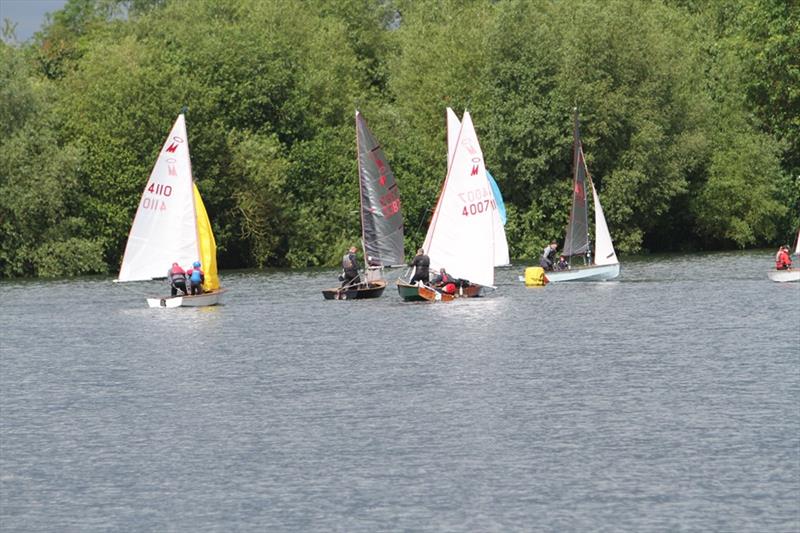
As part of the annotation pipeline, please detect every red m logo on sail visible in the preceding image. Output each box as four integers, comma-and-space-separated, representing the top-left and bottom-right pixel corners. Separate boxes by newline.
165, 143, 179, 153
471, 165, 479, 176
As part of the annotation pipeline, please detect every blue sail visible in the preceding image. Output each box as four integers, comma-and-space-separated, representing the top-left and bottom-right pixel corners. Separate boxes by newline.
486, 170, 507, 225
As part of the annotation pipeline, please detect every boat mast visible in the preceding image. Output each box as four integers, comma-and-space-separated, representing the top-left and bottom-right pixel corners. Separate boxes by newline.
355, 110, 369, 270
564, 107, 592, 265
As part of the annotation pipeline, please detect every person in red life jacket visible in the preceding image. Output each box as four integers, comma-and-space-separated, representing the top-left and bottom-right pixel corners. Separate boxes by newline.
431, 268, 457, 295
186, 261, 205, 295
775, 245, 792, 270
167, 262, 187, 296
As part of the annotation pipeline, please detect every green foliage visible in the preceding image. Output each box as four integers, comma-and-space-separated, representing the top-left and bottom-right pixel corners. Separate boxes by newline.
32, 238, 108, 277
692, 130, 786, 247
1, 0, 795, 277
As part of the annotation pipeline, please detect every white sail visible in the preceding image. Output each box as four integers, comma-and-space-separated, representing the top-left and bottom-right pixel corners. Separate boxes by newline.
591, 182, 618, 266
118, 114, 199, 281
446, 107, 461, 171
445, 107, 509, 267
491, 188, 510, 267
794, 229, 800, 256
425, 112, 495, 287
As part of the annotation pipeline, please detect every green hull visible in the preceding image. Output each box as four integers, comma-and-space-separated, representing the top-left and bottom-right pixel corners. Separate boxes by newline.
396, 281, 427, 301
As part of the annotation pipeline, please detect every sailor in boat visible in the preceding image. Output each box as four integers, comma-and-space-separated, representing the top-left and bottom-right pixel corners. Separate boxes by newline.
341, 246, 361, 288
556, 255, 570, 271
775, 245, 793, 271
430, 268, 457, 295
408, 248, 430, 285
186, 261, 205, 295
540, 240, 558, 271
168, 263, 188, 296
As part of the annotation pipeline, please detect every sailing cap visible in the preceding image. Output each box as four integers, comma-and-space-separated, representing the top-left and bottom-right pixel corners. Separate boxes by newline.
193, 261, 201, 267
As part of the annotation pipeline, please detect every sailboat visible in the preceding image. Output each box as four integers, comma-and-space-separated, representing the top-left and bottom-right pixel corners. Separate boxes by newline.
767, 229, 800, 282
397, 110, 507, 301
447, 107, 510, 269
542, 109, 620, 282
117, 112, 224, 308
322, 110, 405, 300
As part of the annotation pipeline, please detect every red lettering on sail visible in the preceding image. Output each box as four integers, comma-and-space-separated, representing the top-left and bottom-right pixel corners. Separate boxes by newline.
165, 143, 178, 153
574, 182, 584, 200
471, 165, 479, 176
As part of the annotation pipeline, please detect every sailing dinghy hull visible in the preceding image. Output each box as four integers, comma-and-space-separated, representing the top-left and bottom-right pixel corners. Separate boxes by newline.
146, 289, 225, 308
767, 270, 799, 283
544, 263, 620, 282
397, 280, 482, 301
322, 280, 387, 300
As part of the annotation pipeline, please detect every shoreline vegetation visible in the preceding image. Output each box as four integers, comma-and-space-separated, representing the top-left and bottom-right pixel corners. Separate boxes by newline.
1, 0, 798, 278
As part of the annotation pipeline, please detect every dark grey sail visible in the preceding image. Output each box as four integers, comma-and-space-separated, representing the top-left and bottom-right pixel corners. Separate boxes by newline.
356, 110, 404, 266
562, 111, 590, 259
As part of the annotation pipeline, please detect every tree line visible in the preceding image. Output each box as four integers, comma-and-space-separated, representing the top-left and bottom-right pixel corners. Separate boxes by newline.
1, 0, 797, 277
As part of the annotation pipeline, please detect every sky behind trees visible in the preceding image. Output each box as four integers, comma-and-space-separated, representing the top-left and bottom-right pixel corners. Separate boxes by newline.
1, 0, 68, 42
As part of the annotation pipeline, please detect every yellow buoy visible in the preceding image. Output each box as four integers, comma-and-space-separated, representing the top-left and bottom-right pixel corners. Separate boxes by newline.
524, 266, 548, 287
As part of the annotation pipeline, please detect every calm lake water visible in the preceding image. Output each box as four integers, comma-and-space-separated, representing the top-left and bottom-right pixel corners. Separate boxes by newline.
1, 251, 798, 532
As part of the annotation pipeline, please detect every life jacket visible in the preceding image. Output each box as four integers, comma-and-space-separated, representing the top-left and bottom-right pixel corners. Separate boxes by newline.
342, 253, 357, 272
776, 251, 792, 270
169, 264, 185, 280
188, 268, 204, 284
442, 282, 456, 294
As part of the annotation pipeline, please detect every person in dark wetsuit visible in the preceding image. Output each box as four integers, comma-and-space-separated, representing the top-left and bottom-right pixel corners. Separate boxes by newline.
167, 262, 187, 296
409, 248, 430, 284
540, 240, 558, 271
341, 246, 361, 287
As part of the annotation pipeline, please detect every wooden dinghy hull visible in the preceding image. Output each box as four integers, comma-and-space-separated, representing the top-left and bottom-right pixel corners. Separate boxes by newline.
397, 280, 482, 302
146, 288, 226, 308
322, 280, 387, 300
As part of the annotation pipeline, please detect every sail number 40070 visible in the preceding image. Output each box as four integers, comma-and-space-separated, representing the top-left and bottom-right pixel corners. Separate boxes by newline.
459, 188, 496, 217
462, 198, 497, 216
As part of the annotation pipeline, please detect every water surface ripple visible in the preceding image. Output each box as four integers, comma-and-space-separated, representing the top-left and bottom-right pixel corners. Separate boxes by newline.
1, 251, 798, 532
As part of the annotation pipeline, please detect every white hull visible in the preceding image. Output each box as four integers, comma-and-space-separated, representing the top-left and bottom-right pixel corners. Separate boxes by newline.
767, 270, 799, 283
146, 289, 225, 308
545, 263, 620, 282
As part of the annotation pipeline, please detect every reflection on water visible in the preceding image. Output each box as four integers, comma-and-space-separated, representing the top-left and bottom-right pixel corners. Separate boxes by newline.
1, 251, 798, 532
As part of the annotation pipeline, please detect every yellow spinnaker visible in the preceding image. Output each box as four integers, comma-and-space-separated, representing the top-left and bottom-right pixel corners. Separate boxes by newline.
194, 183, 220, 291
